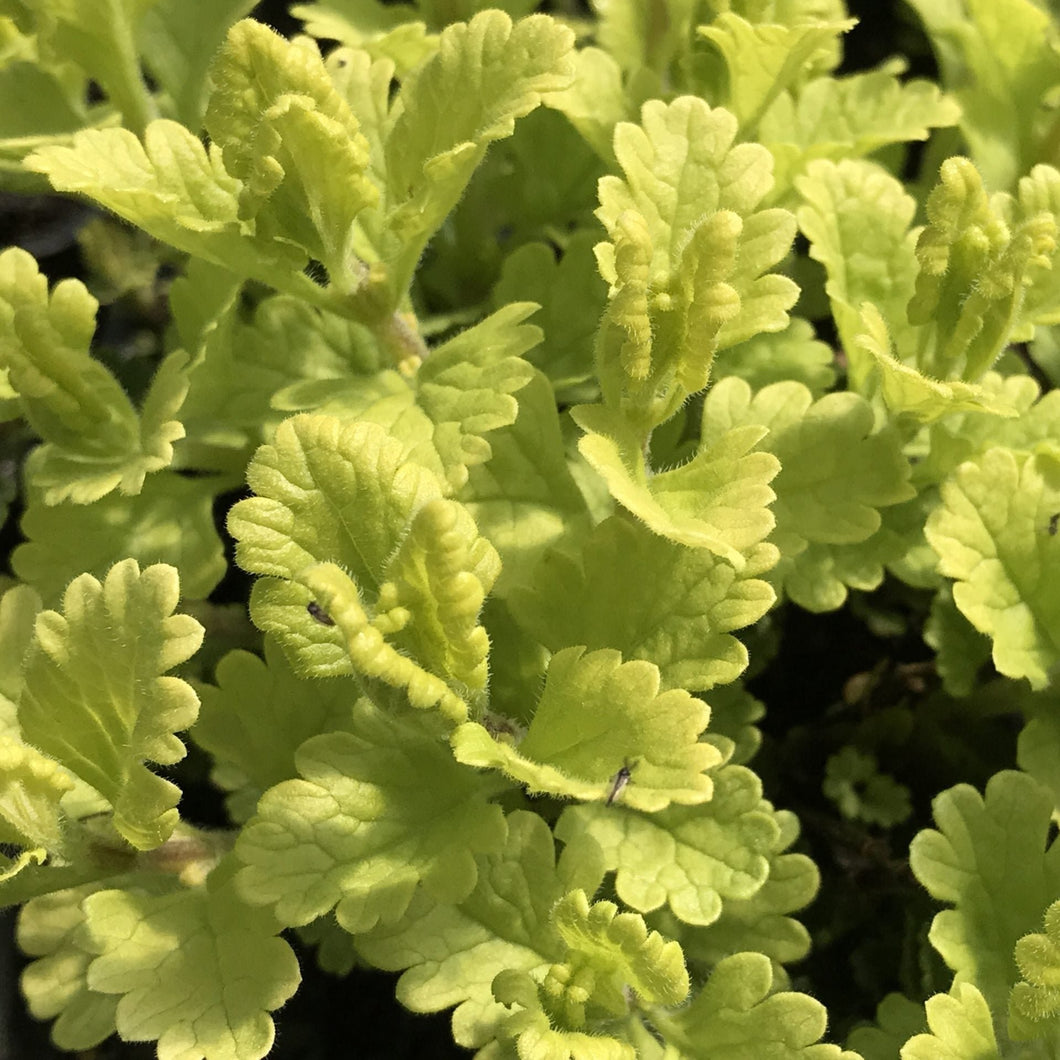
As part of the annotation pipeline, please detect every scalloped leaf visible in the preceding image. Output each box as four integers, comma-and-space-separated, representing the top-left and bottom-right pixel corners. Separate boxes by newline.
594, 95, 798, 432
701, 376, 914, 608
660, 951, 860, 1058
508, 515, 775, 692
17, 560, 203, 850
356, 810, 603, 1050
846, 993, 927, 1060
698, 13, 856, 135
24, 121, 316, 301
452, 646, 722, 812
555, 765, 779, 926
761, 67, 960, 197
235, 697, 508, 933
12, 470, 227, 606
0, 247, 186, 504
901, 983, 999, 1060
382, 10, 575, 297
794, 158, 919, 389
80, 858, 300, 1060
909, 771, 1060, 1017
0, 584, 43, 736
924, 447, 1060, 690
573, 402, 780, 570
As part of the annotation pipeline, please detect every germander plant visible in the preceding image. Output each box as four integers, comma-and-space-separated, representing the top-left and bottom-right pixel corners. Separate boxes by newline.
1, 0, 1059, 1057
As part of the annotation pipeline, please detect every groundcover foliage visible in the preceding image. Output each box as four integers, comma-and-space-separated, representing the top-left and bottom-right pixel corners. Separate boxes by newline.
1, 0, 1059, 1056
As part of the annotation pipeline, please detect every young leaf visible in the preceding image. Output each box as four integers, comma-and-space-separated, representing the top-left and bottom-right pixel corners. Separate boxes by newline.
17, 560, 204, 850
508, 515, 775, 692
0, 247, 186, 504
846, 993, 927, 1060
0, 584, 43, 735
823, 747, 912, 827
81, 858, 300, 1060
594, 95, 798, 432
909, 156, 1058, 381
1009, 897, 1060, 1041
452, 645, 723, 811
356, 810, 603, 1050
236, 697, 508, 933
900, 983, 1000, 1060
555, 764, 779, 926
573, 401, 781, 570
909, 770, 1060, 1017
0, 737, 74, 853
924, 447, 1060, 690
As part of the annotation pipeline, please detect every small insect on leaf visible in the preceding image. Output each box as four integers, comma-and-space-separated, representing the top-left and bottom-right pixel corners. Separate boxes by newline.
307, 601, 335, 626
1049, 512, 1059, 537
606, 762, 633, 806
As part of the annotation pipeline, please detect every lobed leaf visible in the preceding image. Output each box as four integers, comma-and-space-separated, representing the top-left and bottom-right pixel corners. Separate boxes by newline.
924, 447, 1060, 690
0, 247, 186, 504
236, 697, 508, 933
17, 561, 203, 850
900, 983, 999, 1060
509, 515, 775, 692
452, 645, 722, 812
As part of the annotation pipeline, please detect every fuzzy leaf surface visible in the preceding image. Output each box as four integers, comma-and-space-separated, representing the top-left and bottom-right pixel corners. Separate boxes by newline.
924, 447, 1060, 690
236, 697, 508, 933
17, 561, 203, 850
452, 646, 722, 811
900, 983, 999, 1060
508, 516, 774, 692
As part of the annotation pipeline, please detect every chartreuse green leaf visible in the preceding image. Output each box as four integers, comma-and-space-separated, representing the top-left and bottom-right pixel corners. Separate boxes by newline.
924, 586, 993, 698
24, 120, 316, 302
701, 377, 915, 610
286, 303, 538, 494
1018, 712, 1060, 816
17, 560, 204, 850
674, 802, 818, 973
653, 951, 860, 1058
193, 637, 359, 820
852, 306, 1022, 424
452, 646, 723, 811
355, 810, 603, 1051
492, 231, 606, 392
901, 984, 1000, 1060
489, 889, 688, 1057
1012, 164, 1060, 330
0, 584, 43, 736
0, 247, 187, 504
591, 0, 698, 83
228, 415, 498, 711
760, 66, 960, 198
556, 764, 781, 927
381, 11, 575, 300
906, 0, 1060, 189
458, 371, 590, 598
822, 747, 911, 827
573, 402, 780, 570
78, 856, 300, 1060
202, 20, 381, 301
909, 157, 1059, 382
1009, 897, 1060, 1041
592, 95, 798, 435
910, 771, 1060, 1018
19, 884, 121, 1051
12, 471, 227, 605
236, 696, 508, 933
698, 13, 856, 136
924, 447, 1060, 690
508, 516, 775, 692
714, 317, 835, 395
794, 159, 919, 388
